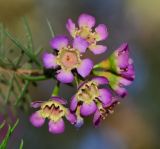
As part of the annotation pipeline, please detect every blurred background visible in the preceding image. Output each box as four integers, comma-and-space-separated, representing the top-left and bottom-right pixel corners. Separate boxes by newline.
0, 0, 160, 148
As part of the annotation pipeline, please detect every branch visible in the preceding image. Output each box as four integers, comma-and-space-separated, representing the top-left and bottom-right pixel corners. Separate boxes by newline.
0, 66, 43, 76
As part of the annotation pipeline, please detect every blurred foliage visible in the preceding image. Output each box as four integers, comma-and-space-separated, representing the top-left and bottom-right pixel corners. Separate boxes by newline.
0, 18, 46, 112
0, 120, 23, 149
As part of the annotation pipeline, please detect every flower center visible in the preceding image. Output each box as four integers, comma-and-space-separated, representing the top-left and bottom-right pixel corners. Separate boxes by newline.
56, 47, 81, 71
75, 27, 97, 45
76, 81, 99, 104
40, 100, 65, 122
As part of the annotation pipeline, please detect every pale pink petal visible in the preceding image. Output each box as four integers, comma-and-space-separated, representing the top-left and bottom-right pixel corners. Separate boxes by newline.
56, 69, 74, 83
30, 111, 45, 127
80, 102, 97, 116
78, 13, 95, 28
77, 58, 93, 78
93, 110, 101, 127
99, 89, 112, 107
50, 36, 68, 50
66, 18, 76, 37
95, 24, 108, 41
92, 77, 109, 85
50, 96, 67, 105
70, 96, 78, 112
48, 119, 65, 134
73, 37, 88, 53
42, 52, 57, 69
90, 45, 107, 55
31, 101, 44, 108
65, 110, 76, 124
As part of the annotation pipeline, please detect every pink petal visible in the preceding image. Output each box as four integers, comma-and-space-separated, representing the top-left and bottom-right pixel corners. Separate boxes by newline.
115, 87, 127, 98
116, 43, 129, 69
50, 35, 68, 50
80, 102, 97, 116
78, 13, 95, 28
56, 69, 74, 83
70, 96, 78, 112
77, 58, 93, 78
65, 110, 76, 124
73, 37, 88, 53
99, 89, 112, 107
95, 24, 108, 41
92, 77, 109, 85
42, 52, 57, 69
50, 96, 67, 105
48, 119, 65, 134
31, 101, 44, 108
66, 18, 76, 37
119, 77, 132, 86
30, 111, 45, 127
90, 45, 107, 55
93, 110, 101, 127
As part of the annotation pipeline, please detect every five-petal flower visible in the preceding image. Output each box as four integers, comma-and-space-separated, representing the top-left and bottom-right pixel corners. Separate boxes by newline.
43, 35, 93, 83
70, 77, 113, 127
30, 96, 76, 134
93, 43, 135, 97
66, 13, 108, 55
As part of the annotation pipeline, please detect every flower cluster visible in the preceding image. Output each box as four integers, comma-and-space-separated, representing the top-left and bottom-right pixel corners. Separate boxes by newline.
30, 13, 135, 134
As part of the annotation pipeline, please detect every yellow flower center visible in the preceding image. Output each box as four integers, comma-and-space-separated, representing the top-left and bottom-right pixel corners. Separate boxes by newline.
40, 100, 66, 122
74, 26, 98, 46
56, 47, 81, 71
76, 81, 100, 104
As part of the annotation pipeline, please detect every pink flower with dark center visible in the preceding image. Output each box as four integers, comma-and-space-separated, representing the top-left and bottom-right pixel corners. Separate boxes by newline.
94, 71, 133, 97
30, 96, 76, 134
43, 35, 93, 83
96, 43, 135, 81
66, 13, 108, 55
94, 43, 135, 97
70, 77, 113, 127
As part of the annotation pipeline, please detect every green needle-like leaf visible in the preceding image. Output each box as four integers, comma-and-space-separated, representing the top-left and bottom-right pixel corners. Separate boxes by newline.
0, 120, 19, 148
35, 47, 43, 56
5, 31, 41, 67
5, 73, 15, 103
0, 24, 5, 57
19, 139, 24, 149
22, 17, 34, 53
0, 121, 5, 130
47, 19, 55, 37
15, 80, 30, 105
20, 74, 47, 81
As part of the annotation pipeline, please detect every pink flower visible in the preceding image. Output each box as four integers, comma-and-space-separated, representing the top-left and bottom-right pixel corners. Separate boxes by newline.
42, 35, 93, 83
94, 43, 135, 97
66, 13, 108, 55
30, 96, 76, 134
70, 77, 113, 127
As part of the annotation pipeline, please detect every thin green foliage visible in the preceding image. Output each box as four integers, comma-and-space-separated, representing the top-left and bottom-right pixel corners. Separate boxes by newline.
19, 140, 24, 149
15, 80, 30, 105
47, 19, 55, 37
0, 120, 23, 149
22, 17, 34, 53
4, 73, 15, 103
5, 31, 41, 67
0, 24, 5, 57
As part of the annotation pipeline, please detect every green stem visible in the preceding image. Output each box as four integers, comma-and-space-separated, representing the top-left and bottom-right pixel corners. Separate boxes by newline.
19, 75, 47, 81
52, 81, 60, 96
93, 63, 100, 69
74, 72, 82, 88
